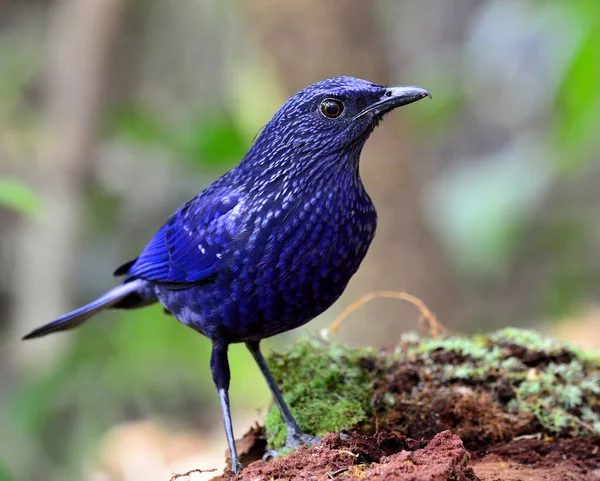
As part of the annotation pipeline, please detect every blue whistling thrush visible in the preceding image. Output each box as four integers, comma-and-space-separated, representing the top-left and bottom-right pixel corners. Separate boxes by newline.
23, 77, 431, 473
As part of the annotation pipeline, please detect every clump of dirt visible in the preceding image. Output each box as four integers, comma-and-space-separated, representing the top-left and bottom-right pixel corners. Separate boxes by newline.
372, 370, 535, 449
472, 436, 600, 480
482, 435, 600, 469
211, 431, 477, 481
209, 430, 600, 480
364, 431, 476, 481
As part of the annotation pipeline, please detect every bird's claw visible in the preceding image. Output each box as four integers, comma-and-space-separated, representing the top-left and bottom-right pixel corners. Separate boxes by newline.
262, 432, 322, 461
262, 449, 280, 461
288, 432, 322, 448
232, 460, 244, 474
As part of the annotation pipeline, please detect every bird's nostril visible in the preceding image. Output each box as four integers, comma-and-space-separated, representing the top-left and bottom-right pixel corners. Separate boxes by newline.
385, 90, 393, 97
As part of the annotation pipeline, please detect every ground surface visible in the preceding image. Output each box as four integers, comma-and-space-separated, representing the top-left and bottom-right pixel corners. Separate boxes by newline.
206, 428, 599, 480
174, 328, 600, 480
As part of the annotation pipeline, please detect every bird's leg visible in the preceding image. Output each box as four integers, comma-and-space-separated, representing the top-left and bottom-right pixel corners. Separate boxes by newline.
246, 341, 321, 458
211, 341, 243, 474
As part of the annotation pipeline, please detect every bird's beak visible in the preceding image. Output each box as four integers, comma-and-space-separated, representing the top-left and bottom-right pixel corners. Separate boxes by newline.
353, 86, 431, 120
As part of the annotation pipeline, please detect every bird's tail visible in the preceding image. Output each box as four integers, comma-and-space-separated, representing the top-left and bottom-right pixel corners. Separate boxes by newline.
22, 278, 147, 340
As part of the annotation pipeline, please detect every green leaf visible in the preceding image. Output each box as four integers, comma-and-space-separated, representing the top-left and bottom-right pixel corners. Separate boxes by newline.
0, 178, 41, 218
553, 6, 600, 170
177, 116, 247, 168
109, 104, 247, 169
109, 104, 172, 147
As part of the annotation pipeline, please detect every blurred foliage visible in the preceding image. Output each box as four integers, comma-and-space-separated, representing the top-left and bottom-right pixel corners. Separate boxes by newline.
535, 214, 594, 318
418, 0, 600, 319
0, 26, 40, 118
0, 178, 41, 218
109, 105, 248, 169
553, 0, 600, 169
10, 305, 267, 476
0, 460, 10, 481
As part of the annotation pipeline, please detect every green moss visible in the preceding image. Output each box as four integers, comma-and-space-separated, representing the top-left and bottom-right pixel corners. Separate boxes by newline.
400, 328, 600, 436
263, 328, 600, 448
264, 336, 373, 449
490, 327, 564, 352
412, 334, 501, 361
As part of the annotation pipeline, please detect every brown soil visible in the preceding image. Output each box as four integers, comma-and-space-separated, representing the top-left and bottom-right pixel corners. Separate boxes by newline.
212, 430, 476, 481
474, 436, 600, 480
208, 428, 599, 481
367, 350, 537, 449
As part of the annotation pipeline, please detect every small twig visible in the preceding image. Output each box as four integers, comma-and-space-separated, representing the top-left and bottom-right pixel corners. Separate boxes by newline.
170, 468, 217, 481
326, 467, 350, 478
537, 400, 598, 435
329, 290, 446, 338
338, 450, 359, 458
569, 414, 597, 434
512, 433, 542, 441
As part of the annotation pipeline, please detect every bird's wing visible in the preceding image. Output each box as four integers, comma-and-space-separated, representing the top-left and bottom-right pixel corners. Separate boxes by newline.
120, 193, 243, 286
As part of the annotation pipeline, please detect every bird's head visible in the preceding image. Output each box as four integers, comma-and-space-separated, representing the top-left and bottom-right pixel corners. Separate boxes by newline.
243, 76, 431, 170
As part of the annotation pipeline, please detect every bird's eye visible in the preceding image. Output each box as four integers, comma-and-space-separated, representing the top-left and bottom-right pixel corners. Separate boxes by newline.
320, 99, 344, 118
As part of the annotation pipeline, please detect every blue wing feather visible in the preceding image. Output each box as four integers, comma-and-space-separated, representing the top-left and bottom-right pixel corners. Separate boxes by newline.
125, 193, 242, 285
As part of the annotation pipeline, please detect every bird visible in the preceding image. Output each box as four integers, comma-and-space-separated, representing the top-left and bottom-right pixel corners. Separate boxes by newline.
23, 77, 431, 473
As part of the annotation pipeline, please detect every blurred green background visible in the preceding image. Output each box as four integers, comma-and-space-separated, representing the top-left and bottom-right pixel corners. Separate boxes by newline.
1, 0, 599, 480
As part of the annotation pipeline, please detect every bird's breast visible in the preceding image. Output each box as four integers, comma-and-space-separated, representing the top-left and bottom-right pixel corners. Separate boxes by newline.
263, 186, 377, 273
167, 185, 378, 342
223, 187, 377, 334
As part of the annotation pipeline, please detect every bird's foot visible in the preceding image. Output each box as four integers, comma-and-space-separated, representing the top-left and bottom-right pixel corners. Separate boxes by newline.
262, 431, 322, 461
287, 431, 322, 449
232, 460, 243, 474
